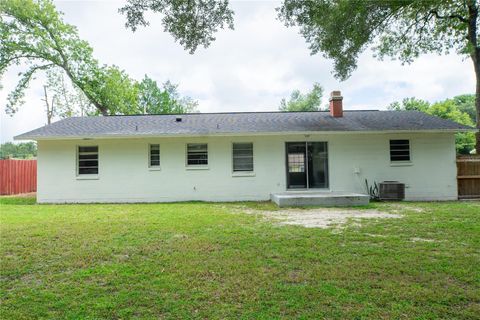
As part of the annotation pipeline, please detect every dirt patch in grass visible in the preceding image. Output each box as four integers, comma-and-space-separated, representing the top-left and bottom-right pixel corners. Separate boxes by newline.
389, 203, 426, 213
242, 208, 402, 229
410, 237, 437, 242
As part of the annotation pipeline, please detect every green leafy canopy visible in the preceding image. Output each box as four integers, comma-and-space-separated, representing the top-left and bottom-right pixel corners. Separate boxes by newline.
278, 0, 477, 80
388, 95, 476, 154
0, 0, 107, 113
279, 83, 324, 112
0, 0, 197, 117
278, 0, 479, 150
119, 0, 234, 54
0, 142, 37, 159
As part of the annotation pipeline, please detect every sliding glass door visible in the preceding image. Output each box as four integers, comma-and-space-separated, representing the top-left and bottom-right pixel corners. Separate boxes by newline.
286, 142, 328, 189
286, 143, 307, 188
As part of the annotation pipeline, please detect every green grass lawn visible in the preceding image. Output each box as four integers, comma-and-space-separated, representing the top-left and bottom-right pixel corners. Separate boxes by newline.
1, 198, 479, 319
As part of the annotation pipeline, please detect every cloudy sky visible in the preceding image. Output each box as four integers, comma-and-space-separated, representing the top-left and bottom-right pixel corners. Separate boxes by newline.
0, 0, 476, 143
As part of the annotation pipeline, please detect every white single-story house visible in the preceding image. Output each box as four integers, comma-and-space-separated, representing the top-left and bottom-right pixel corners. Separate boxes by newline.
15, 91, 473, 204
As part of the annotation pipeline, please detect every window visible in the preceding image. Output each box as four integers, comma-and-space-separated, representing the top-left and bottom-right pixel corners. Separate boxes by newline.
390, 140, 410, 162
288, 153, 305, 173
149, 144, 160, 167
78, 146, 98, 175
233, 143, 253, 172
187, 143, 208, 165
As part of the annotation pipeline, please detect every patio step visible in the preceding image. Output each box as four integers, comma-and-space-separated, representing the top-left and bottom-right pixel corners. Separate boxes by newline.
271, 191, 370, 207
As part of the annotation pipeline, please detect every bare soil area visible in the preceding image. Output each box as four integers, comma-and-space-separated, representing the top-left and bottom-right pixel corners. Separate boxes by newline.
244, 208, 402, 228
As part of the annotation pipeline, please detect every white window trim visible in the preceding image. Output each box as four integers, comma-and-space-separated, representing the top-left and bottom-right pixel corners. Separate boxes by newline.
186, 166, 210, 170
185, 143, 209, 169
232, 171, 256, 177
390, 161, 413, 167
76, 175, 100, 180
231, 142, 254, 176
76, 145, 99, 179
148, 143, 161, 171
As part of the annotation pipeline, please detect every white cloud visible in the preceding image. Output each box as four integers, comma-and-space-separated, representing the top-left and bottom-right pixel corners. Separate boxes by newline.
0, 0, 475, 142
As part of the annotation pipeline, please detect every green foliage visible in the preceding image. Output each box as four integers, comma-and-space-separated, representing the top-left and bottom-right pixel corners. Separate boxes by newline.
94, 65, 140, 115
277, 0, 479, 150
447, 94, 476, 121
119, 0, 234, 54
137, 76, 198, 114
388, 95, 476, 154
117, 0, 479, 84
1, 0, 104, 113
1, 0, 197, 117
278, 1, 478, 81
429, 100, 476, 154
388, 97, 430, 112
364, 179, 380, 201
428, 100, 474, 125
45, 68, 95, 118
279, 83, 324, 112
0, 142, 37, 159
137, 75, 164, 114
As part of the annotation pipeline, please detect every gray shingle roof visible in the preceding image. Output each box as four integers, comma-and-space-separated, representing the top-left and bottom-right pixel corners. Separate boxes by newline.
14, 110, 474, 140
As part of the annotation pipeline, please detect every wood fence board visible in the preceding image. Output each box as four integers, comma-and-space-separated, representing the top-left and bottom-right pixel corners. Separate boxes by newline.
457, 156, 480, 199
0, 159, 37, 195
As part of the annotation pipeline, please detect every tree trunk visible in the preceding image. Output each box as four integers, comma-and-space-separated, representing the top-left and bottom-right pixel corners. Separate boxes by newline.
43, 85, 52, 125
472, 47, 480, 153
467, 1, 480, 153
476, 64, 480, 153
99, 107, 109, 116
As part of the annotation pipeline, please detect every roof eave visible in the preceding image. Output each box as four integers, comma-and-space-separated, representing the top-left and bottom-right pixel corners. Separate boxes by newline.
14, 128, 475, 141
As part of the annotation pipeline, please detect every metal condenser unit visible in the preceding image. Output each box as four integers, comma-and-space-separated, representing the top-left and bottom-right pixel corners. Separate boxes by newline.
379, 181, 405, 201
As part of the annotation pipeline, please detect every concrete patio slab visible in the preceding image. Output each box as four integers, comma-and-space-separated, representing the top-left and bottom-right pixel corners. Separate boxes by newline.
271, 191, 370, 207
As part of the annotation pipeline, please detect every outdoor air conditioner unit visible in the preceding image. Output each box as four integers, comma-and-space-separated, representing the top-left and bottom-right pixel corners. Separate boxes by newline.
379, 181, 405, 201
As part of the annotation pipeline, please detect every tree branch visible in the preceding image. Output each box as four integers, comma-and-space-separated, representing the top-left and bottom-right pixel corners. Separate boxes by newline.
1, 54, 44, 66
430, 9, 468, 23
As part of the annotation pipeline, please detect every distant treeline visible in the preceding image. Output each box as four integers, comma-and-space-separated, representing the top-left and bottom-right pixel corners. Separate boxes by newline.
0, 142, 37, 159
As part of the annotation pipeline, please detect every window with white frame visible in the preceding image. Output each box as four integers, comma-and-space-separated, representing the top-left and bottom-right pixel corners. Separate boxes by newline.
390, 139, 410, 162
149, 144, 160, 167
187, 143, 208, 165
233, 143, 253, 172
78, 146, 98, 175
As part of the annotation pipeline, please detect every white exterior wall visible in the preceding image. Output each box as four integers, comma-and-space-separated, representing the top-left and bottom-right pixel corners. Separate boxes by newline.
36, 132, 458, 203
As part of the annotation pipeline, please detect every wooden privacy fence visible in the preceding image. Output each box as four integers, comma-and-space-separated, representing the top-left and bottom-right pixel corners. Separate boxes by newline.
0, 159, 37, 195
457, 156, 480, 199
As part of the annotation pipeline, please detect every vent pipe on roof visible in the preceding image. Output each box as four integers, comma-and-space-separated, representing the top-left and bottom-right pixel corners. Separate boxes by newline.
176, 117, 182, 122
329, 91, 343, 118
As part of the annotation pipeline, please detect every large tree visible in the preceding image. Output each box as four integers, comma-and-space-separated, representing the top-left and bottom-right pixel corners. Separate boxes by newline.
278, 0, 480, 151
119, 0, 234, 54
44, 68, 96, 121
0, 142, 37, 159
0, 0, 196, 117
120, 0, 480, 151
137, 76, 198, 114
388, 96, 476, 154
1, 0, 122, 115
451, 94, 476, 120
279, 83, 324, 112
388, 97, 430, 113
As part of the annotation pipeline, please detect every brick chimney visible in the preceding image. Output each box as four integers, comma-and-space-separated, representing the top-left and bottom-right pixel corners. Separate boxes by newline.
329, 91, 343, 117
